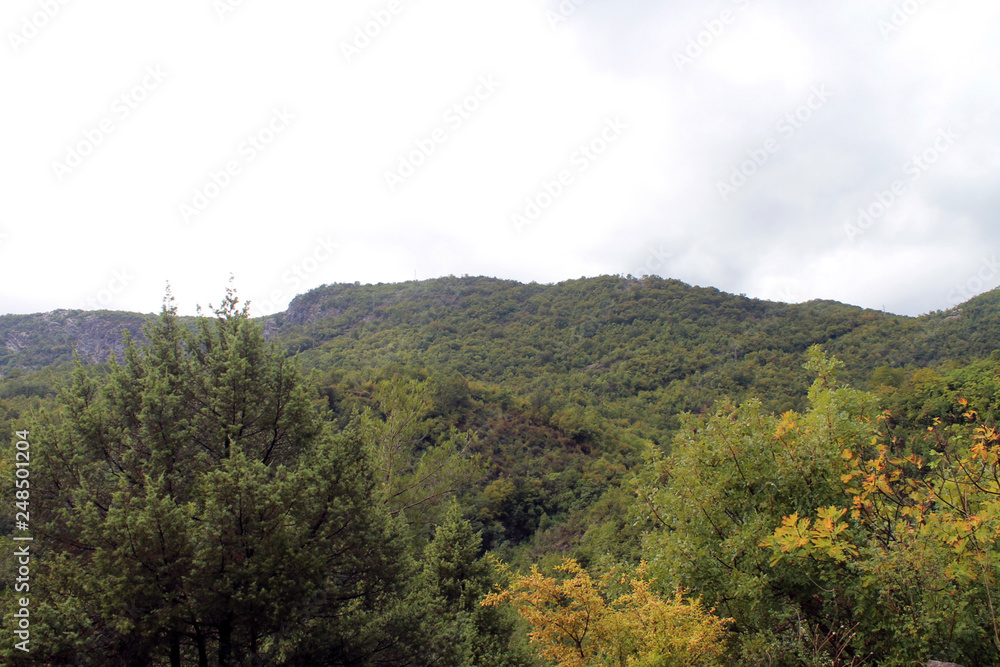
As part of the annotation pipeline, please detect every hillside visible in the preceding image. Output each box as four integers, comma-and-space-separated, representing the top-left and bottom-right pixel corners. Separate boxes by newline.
5, 274, 996, 477
3, 276, 1000, 665
0, 309, 151, 372
3, 276, 997, 429
265, 275, 997, 435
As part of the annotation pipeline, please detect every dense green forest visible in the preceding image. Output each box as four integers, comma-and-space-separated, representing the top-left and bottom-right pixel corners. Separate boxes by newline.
2, 276, 1000, 665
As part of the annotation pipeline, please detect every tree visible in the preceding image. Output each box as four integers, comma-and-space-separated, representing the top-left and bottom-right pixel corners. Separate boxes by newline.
360, 376, 485, 538
632, 346, 881, 664
414, 505, 534, 666
763, 394, 1000, 664
483, 558, 730, 666
21, 290, 408, 665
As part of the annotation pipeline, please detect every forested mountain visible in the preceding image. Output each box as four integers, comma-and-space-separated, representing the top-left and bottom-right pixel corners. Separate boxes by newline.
2, 276, 1000, 666
5, 275, 995, 382
266, 275, 999, 428
0, 309, 150, 371
5, 275, 995, 421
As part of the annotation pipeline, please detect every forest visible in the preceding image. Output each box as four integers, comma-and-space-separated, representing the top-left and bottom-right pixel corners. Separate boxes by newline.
2, 275, 1000, 666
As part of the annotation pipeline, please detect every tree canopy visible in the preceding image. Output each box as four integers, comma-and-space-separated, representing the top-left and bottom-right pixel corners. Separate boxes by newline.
2, 280, 1000, 665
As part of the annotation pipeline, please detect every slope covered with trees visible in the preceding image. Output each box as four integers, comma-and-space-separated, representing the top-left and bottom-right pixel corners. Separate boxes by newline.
1, 277, 999, 665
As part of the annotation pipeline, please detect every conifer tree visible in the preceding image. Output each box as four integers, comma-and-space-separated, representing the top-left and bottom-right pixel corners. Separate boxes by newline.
417, 505, 533, 666
27, 290, 408, 665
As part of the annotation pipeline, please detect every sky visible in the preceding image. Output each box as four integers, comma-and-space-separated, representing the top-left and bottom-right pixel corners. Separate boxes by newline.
2, 0, 999, 318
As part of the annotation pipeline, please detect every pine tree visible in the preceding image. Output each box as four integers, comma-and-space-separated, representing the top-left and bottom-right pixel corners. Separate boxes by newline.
27, 290, 409, 665
416, 506, 534, 666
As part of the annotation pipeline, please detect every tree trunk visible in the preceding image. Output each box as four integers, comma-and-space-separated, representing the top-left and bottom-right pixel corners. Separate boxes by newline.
219, 615, 233, 667
195, 622, 208, 667
170, 631, 181, 667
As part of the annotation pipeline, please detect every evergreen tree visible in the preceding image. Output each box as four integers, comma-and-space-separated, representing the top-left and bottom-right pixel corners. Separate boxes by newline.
25, 290, 409, 665
416, 505, 534, 666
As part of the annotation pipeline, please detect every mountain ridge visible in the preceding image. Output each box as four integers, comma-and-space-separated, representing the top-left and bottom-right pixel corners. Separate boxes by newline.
2, 275, 996, 388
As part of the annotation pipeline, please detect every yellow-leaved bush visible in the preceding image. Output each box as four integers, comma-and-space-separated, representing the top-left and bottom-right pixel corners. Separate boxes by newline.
482, 558, 730, 666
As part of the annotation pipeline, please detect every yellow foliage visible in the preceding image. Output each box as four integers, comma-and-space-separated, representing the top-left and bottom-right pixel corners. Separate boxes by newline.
765, 395, 1000, 592
482, 559, 730, 666
761, 507, 858, 565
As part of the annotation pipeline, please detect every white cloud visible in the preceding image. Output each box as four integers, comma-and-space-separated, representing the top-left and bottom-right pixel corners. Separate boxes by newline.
1, 0, 998, 316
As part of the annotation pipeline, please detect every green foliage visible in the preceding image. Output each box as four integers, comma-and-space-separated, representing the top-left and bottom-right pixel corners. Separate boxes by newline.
632, 349, 884, 664
4, 279, 1000, 665
411, 505, 536, 666
359, 376, 486, 540
632, 347, 1000, 664
10, 292, 411, 665
762, 391, 1000, 665
0, 310, 150, 372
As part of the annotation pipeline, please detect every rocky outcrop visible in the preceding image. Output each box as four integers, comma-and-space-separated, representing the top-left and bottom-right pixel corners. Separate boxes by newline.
0, 309, 151, 372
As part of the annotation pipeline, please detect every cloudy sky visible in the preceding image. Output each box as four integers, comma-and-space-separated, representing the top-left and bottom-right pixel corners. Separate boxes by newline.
2, 0, 998, 317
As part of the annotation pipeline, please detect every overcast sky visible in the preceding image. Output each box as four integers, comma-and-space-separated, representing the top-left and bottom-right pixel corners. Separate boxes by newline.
2, 0, 998, 317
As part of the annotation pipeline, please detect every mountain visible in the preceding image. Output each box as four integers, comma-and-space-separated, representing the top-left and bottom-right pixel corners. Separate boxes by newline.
4, 275, 997, 410
6, 274, 996, 455
5, 275, 1000, 664
0, 309, 151, 372
262, 275, 998, 427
